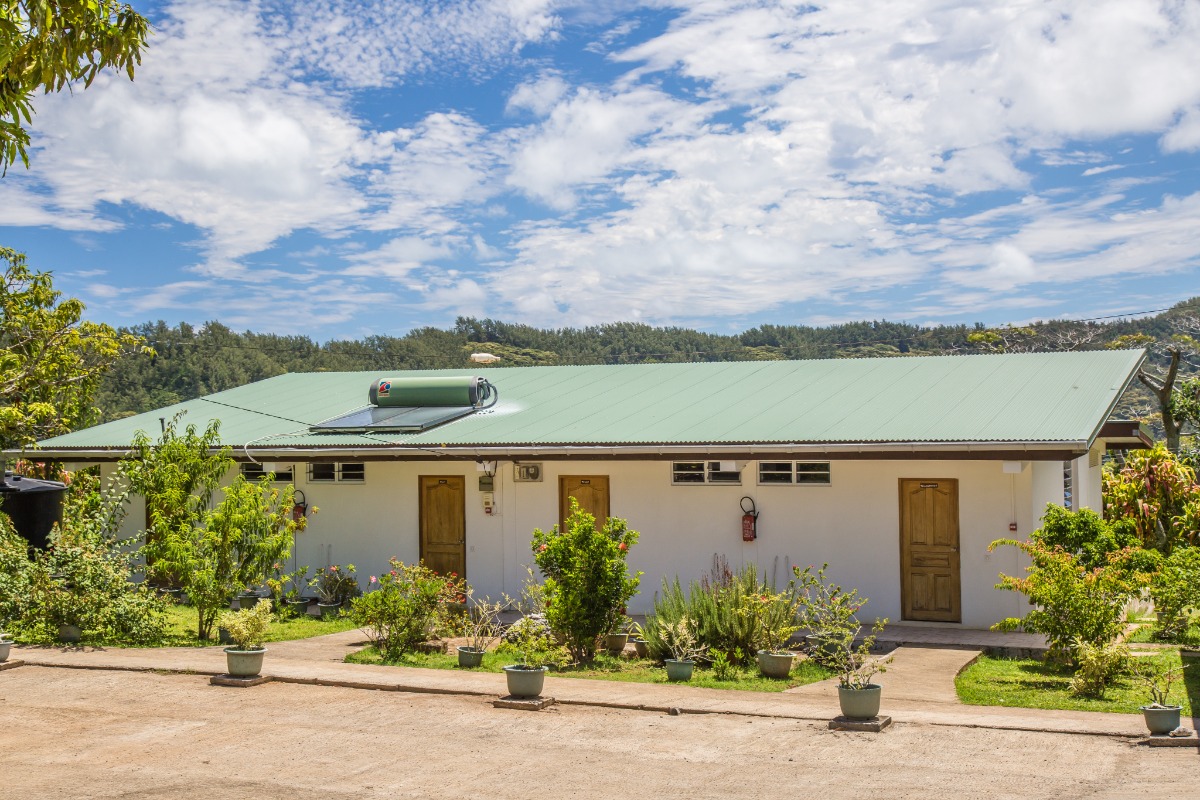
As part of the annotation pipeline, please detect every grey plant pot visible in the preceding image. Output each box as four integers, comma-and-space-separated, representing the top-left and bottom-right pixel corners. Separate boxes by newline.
317, 602, 341, 620
224, 647, 267, 677
1140, 705, 1183, 736
457, 646, 485, 668
503, 665, 547, 697
605, 633, 629, 657
633, 639, 649, 658
0, 638, 11, 662
238, 594, 261, 610
664, 659, 694, 682
838, 684, 882, 720
757, 650, 795, 679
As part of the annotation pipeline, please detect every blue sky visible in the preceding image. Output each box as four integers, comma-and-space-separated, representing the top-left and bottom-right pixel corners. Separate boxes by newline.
3, 0, 1199, 340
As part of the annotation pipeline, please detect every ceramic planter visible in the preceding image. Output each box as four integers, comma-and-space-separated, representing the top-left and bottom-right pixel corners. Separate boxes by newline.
224, 647, 267, 677
503, 665, 547, 697
237, 594, 261, 610
837, 684, 882, 720
757, 650, 795, 679
664, 659, 695, 682
633, 638, 649, 658
1140, 705, 1183, 736
457, 646, 485, 668
285, 598, 311, 616
317, 602, 341, 619
0, 637, 11, 662
605, 633, 629, 657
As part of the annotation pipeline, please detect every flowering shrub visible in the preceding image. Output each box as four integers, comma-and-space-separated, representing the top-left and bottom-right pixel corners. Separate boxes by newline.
793, 563, 891, 688
349, 559, 462, 660
1102, 443, 1200, 553
310, 564, 360, 605
531, 499, 641, 662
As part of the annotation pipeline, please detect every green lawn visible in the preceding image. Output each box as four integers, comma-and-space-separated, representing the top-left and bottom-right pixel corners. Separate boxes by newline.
158, 603, 358, 646
956, 652, 1199, 715
345, 646, 833, 692
1126, 620, 1200, 645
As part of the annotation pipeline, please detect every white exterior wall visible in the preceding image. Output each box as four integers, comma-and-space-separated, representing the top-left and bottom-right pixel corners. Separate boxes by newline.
95, 453, 1112, 629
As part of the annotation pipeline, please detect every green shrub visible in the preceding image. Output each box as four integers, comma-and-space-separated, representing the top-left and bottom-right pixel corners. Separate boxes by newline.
0, 514, 33, 627
349, 560, 462, 660
531, 499, 641, 663
1032, 504, 1144, 571
991, 539, 1149, 663
1149, 546, 1200, 642
644, 560, 796, 665
218, 600, 274, 650
1068, 637, 1129, 698
793, 563, 891, 688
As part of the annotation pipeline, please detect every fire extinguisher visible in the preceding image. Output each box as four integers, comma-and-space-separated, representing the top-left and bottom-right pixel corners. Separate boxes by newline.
740, 496, 758, 542
292, 489, 308, 523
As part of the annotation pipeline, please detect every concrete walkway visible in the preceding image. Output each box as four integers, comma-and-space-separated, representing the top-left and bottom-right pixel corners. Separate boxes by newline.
4, 630, 1169, 742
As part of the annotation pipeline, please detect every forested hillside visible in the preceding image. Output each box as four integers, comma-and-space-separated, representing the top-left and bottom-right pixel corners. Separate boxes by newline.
94, 298, 1200, 434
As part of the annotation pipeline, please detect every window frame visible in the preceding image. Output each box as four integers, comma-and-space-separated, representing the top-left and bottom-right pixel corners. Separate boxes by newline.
756, 460, 832, 486
240, 462, 295, 482
670, 461, 743, 486
307, 462, 365, 484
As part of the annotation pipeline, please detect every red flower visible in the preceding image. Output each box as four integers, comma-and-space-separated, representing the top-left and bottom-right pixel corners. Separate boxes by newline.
539, 544, 548, 552
618, 543, 627, 552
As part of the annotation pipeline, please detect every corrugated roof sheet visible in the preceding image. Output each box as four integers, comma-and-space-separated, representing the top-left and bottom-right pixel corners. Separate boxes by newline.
31, 350, 1145, 453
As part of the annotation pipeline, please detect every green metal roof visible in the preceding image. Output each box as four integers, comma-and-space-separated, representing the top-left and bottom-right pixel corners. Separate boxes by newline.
29, 350, 1145, 456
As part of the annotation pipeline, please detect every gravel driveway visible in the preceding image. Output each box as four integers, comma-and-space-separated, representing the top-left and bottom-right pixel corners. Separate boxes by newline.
0, 666, 1193, 799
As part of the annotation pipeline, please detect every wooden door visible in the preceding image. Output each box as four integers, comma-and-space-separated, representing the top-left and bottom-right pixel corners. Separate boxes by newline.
899, 478, 961, 622
559, 475, 610, 528
419, 476, 466, 578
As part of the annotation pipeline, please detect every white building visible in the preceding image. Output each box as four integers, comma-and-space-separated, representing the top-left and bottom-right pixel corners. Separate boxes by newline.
30, 350, 1148, 628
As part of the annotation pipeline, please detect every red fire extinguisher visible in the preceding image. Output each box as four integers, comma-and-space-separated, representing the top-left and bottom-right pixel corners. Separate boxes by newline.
740, 496, 758, 542
292, 489, 308, 523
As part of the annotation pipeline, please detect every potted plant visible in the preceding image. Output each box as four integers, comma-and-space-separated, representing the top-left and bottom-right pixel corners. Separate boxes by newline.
628, 620, 649, 658
0, 620, 12, 663
269, 565, 311, 617
1132, 659, 1184, 735
309, 564, 359, 618
605, 614, 632, 657
660, 616, 705, 682
456, 590, 507, 668
749, 587, 802, 679
217, 599, 274, 677
502, 614, 550, 697
796, 563, 892, 719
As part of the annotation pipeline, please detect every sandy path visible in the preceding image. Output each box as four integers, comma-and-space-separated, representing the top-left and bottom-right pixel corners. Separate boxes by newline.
0, 666, 1193, 799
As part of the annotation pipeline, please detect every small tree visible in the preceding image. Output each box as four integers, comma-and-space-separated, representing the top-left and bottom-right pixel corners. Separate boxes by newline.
531, 499, 641, 662
0, 248, 145, 451
991, 539, 1151, 664
128, 416, 302, 640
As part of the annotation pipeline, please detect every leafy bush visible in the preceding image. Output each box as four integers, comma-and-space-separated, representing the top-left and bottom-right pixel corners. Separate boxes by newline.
531, 499, 641, 662
1068, 637, 1129, 698
644, 560, 793, 665
1149, 546, 1200, 643
0, 514, 33, 628
218, 600, 274, 650
349, 560, 462, 660
1103, 443, 1200, 553
991, 539, 1150, 663
657, 616, 705, 662
1032, 504, 1144, 571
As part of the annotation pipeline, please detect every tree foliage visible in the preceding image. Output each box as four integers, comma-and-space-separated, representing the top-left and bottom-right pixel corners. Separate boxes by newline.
1, 0, 150, 171
1102, 443, 1200, 553
123, 415, 301, 641
0, 248, 145, 449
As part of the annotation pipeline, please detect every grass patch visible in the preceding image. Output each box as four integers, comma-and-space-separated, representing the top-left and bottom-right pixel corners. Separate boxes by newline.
956, 652, 1199, 715
1126, 620, 1200, 645
345, 646, 832, 692
157, 603, 358, 646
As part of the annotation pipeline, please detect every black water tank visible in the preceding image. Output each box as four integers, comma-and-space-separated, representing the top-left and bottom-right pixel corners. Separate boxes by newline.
0, 471, 67, 550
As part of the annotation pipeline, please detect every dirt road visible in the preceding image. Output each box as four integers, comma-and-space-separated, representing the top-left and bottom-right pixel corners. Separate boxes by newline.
0, 666, 1193, 799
